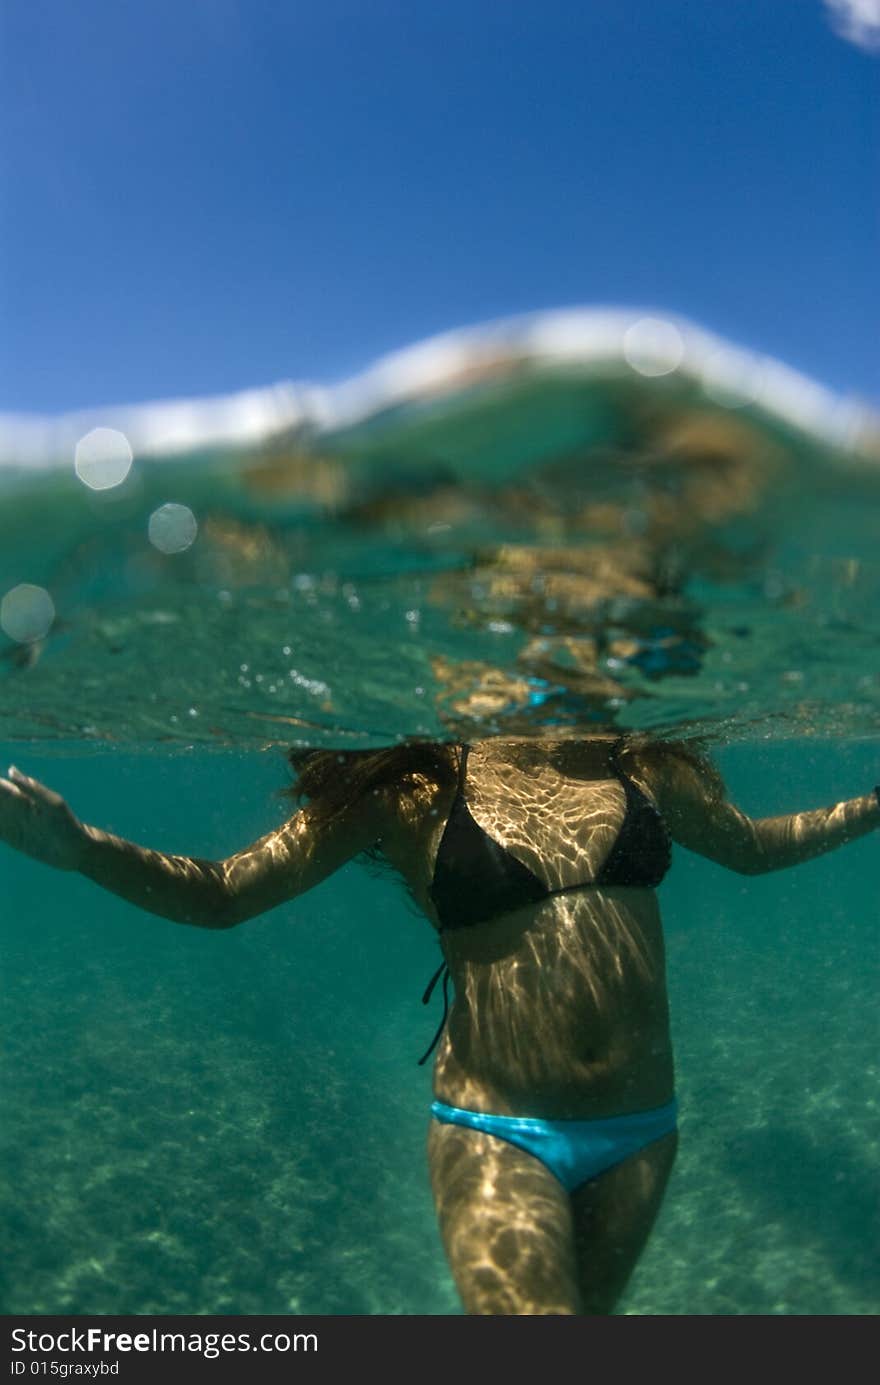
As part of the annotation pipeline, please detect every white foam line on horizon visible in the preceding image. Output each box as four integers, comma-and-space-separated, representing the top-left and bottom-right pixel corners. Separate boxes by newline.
0, 381, 309, 470
1, 308, 877, 469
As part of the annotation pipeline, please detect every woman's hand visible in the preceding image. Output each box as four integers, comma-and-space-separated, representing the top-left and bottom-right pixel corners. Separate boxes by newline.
0, 766, 87, 872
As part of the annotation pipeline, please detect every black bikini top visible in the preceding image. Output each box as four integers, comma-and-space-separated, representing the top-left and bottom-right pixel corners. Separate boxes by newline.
428, 738, 671, 933
417, 739, 671, 1065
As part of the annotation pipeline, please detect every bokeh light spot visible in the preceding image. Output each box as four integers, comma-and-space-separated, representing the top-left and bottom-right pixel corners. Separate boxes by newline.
1, 584, 56, 643
74, 428, 133, 490
623, 318, 684, 377
148, 504, 198, 554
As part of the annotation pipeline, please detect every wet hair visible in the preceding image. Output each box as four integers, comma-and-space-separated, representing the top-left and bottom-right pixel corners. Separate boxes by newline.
283, 741, 459, 892
283, 740, 458, 820
283, 732, 725, 829
622, 730, 726, 803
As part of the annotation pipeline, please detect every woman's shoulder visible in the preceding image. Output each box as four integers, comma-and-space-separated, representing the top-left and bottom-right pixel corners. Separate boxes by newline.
622, 735, 726, 811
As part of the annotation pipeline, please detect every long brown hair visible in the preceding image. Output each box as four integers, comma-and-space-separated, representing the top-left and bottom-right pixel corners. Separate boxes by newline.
284, 740, 458, 820
283, 733, 725, 829
622, 730, 726, 802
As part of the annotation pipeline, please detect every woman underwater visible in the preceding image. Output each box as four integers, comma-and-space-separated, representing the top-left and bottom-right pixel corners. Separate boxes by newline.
1, 734, 878, 1315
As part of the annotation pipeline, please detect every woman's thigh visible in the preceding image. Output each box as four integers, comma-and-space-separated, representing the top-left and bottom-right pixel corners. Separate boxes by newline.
427, 1119, 582, 1315
570, 1130, 678, 1314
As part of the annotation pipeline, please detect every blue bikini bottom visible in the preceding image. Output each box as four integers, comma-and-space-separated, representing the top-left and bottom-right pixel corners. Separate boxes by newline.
430, 1097, 678, 1193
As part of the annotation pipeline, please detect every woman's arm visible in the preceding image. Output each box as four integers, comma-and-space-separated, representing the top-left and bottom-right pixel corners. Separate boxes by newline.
643, 755, 880, 875
0, 765, 386, 928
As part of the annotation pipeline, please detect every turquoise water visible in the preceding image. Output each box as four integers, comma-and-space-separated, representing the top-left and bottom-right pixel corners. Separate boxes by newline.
1, 740, 877, 1315
3, 337, 880, 749
2, 326, 879, 1313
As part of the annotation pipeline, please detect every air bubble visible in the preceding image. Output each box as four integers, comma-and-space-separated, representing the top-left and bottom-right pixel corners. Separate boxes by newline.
148, 503, 198, 554
74, 428, 133, 490
0, 584, 55, 643
623, 318, 684, 377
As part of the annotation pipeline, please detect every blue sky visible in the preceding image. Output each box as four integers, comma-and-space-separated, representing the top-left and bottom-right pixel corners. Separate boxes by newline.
1, 0, 877, 415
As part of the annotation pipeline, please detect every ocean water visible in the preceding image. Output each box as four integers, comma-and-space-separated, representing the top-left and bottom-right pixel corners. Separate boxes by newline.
1, 741, 877, 1315
1, 315, 879, 1314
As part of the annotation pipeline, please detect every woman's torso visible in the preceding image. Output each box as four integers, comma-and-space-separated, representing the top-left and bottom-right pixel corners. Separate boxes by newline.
378, 737, 675, 1119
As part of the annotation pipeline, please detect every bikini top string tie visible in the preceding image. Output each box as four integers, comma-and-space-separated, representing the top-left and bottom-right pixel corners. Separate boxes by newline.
417, 959, 450, 1066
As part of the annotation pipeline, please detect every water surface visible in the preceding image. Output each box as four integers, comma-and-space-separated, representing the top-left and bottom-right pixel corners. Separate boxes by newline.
1, 313, 878, 1313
